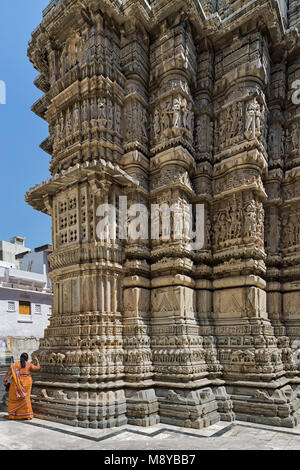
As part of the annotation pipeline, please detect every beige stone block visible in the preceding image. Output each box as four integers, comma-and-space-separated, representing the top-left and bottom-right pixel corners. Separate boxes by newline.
283, 292, 300, 320
213, 286, 267, 319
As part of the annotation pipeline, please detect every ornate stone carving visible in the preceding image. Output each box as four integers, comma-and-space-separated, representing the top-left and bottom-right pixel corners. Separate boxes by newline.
26, 0, 300, 430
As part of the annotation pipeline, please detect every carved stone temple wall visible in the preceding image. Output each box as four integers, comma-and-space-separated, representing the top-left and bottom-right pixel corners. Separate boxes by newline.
26, 0, 300, 429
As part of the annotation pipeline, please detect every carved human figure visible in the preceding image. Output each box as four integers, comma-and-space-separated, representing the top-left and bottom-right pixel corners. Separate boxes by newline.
162, 102, 171, 131
291, 122, 299, 151
59, 113, 65, 139
73, 103, 80, 131
115, 104, 121, 134
65, 108, 72, 137
153, 108, 161, 137
98, 99, 107, 125
139, 105, 148, 139
107, 99, 113, 130
245, 98, 261, 139
173, 97, 182, 128
90, 97, 97, 121
244, 201, 257, 237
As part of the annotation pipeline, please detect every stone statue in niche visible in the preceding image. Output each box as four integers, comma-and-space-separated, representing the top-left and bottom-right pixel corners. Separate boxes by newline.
82, 100, 88, 123
98, 99, 107, 126
139, 104, 148, 140
59, 113, 65, 140
195, 114, 213, 153
107, 99, 113, 130
115, 104, 122, 135
161, 101, 172, 134
154, 95, 194, 141
90, 97, 97, 121
65, 108, 72, 137
244, 201, 257, 237
245, 98, 261, 140
291, 122, 299, 152
73, 103, 80, 131
173, 98, 182, 128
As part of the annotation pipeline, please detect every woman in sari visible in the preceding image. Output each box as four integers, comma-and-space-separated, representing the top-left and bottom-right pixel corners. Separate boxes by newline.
2, 352, 40, 420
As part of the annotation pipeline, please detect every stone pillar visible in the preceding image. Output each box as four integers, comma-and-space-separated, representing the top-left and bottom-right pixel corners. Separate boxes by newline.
194, 43, 234, 421
148, 14, 220, 429
120, 18, 159, 426
27, 10, 129, 429
265, 62, 296, 377
211, 29, 300, 427
281, 58, 300, 354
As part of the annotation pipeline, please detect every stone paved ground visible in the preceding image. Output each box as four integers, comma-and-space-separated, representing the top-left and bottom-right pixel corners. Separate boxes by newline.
0, 412, 300, 450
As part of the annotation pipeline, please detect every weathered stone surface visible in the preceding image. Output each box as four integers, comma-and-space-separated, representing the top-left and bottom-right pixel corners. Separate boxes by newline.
25, 0, 300, 429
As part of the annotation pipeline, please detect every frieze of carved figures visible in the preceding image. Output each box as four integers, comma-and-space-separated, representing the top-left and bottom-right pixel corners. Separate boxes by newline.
231, 350, 255, 364
151, 336, 203, 347
59, 32, 85, 76
150, 165, 192, 191
214, 170, 262, 195
213, 197, 264, 247
152, 95, 194, 144
222, 348, 283, 367
52, 97, 122, 151
152, 348, 206, 364
151, 79, 190, 102
282, 209, 300, 248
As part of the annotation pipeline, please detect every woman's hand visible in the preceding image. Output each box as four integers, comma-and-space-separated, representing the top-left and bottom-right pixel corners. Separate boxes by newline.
32, 355, 39, 363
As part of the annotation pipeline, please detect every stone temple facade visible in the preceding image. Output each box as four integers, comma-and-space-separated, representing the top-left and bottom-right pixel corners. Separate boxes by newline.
26, 0, 300, 429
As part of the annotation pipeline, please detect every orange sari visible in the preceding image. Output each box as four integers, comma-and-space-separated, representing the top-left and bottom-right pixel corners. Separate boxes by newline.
8, 362, 38, 420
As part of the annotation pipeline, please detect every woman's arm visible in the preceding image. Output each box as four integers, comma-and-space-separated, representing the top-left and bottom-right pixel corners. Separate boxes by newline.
30, 355, 41, 372
3, 368, 12, 385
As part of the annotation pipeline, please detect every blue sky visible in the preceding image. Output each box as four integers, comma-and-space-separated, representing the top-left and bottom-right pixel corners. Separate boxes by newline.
0, 0, 52, 251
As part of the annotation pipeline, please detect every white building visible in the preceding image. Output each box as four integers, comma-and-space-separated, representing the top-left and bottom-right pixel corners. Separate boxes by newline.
0, 236, 31, 267
18, 244, 51, 279
0, 243, 53, 365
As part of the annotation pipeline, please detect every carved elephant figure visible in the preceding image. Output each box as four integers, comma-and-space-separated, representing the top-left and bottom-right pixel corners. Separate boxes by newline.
271, 350, 282, 364
56, 353, 65, 365
243, 351, 255, 363
281, 348, 293, 363
48, 353, 57, 364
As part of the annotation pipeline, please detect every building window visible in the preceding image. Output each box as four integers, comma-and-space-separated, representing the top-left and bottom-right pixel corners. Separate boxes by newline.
7, 302, 16, 312
34, 304, 42, 314
19, 301, 31, 316
48, 306, 52, 316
